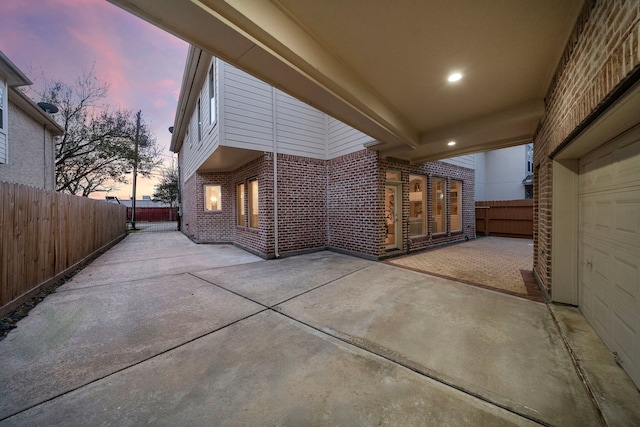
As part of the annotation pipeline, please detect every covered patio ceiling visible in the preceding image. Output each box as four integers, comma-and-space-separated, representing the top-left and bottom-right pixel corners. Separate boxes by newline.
109, 0, 585, 162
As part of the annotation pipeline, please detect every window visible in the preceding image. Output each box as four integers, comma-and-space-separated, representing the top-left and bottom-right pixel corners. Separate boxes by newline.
450, 180, 462, 232
409, 175, 426, 236
526, 144, 533, 174
208, 63, 216, 124
0, 81, 6, 164
236, 183, 245, 226
0, 82, 4, 130
197, 98, 202, 143
204, 185, 221, 211
248, 179, 259, 228
431, 177, 446, 234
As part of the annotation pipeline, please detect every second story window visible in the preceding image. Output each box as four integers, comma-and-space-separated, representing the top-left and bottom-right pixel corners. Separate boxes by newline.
0, 83, 4, 131
197, 98, 202, 143
209, 63, 216, 124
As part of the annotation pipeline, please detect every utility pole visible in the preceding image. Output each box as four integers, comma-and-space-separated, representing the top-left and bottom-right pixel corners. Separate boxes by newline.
131, 110, 141, 230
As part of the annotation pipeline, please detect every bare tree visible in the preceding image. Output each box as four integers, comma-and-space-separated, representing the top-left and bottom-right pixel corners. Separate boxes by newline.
152, 160, 179, 209
40, 69, 160, 196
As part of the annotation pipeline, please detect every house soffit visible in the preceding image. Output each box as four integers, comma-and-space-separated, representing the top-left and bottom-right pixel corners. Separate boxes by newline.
111, 0, 585, 161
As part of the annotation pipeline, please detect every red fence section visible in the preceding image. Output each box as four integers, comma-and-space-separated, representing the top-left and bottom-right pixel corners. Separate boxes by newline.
127, 207, 178, 222
475, 200, 533, 239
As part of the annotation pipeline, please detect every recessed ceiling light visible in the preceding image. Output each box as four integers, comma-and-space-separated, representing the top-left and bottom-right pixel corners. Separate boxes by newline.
448, 141, 456, 146
447, 72, 462, 83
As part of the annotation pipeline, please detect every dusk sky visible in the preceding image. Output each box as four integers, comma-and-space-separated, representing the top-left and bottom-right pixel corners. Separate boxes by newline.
0, 0, 189, 200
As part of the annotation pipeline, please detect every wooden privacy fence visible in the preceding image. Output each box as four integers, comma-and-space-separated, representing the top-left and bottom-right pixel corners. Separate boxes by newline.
0, 182, 127, 315
475, 200, 533, 239
127, 207, 178, 222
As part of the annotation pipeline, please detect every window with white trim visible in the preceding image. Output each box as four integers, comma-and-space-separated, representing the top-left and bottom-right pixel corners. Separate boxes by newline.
409, 175, 426, 236
197, 98, 202, 143
0, 82, 5, 131
248, 179, 259, 229
450, 180, 462, 232
208, 63, 216, 125
431, 177, 446, 234
236, 183, 245, 226
0, 80, 6, 164
204, 185, 221, 211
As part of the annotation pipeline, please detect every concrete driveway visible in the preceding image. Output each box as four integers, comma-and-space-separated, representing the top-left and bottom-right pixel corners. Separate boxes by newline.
0, 232, 638, 426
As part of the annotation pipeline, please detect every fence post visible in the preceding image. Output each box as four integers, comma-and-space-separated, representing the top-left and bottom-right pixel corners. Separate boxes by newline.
484, 208, 490, 236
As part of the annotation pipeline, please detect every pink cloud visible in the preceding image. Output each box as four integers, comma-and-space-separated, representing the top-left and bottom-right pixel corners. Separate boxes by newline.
0, 0, 188, 199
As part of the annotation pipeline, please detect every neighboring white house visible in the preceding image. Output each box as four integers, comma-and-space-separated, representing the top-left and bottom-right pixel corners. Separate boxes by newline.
445, 144, 533, 201
170, 48, 476, 260
0, 51, 64, 190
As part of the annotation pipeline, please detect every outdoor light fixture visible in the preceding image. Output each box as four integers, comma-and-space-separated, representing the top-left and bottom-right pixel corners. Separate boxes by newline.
448, 141, 456, 146
447, 72, 462, 82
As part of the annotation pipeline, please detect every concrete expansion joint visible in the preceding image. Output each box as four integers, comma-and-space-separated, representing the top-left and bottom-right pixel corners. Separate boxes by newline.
0, 308, 269, 424
273, 309, 555, 427
546, 303, 608, 427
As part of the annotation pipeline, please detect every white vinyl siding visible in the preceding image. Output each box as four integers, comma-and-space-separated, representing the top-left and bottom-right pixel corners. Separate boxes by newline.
327, 117, 375, 158
441, 155, 474, 169
221, 63, 273, 152
181, 59, 221, 180
275, 90, 325, 158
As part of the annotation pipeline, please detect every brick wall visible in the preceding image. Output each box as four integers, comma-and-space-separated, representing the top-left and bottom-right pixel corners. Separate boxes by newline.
232, 154, 272, 256
327, 149, 380, 258
533, 0, 640, 293
276, 154, 327, 254
0, 101, 56, 190
180, 148, 475, 260
182, 171, 234, 242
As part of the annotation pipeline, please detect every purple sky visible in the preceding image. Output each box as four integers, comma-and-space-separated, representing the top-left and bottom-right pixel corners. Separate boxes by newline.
0, 0, 188, 199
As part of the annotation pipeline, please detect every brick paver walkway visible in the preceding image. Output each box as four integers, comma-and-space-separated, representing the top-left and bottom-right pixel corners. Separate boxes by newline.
386, 236, 534, 297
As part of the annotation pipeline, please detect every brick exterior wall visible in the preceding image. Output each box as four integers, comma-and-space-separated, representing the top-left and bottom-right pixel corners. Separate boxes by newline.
276, 154, 327, 254
533, 0, 640, 293
0, 101, 56, 190
327, 149, 381, 258
181, 148, 475, 260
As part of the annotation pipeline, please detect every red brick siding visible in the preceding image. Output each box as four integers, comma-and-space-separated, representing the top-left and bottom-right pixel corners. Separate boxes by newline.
276, 154, 328, 254
232, 155, 272, 256
180, 149, 475, 260
327, 149, 381, 257
183, 172, 234, 242
534, 0, 640, 293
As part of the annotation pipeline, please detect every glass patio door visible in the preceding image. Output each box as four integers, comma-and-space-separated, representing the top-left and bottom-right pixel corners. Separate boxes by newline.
385, 184, 400, 249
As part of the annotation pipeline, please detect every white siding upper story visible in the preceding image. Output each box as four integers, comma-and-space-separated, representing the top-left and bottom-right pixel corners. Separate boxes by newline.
440, 155, 475, 169
180, 59, 376, 179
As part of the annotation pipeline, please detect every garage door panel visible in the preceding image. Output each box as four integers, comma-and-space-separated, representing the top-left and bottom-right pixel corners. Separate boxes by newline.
615, 135, 640, 185
579, 131, 640, 388
613, 190, 640, 245
592, 244, 611, 283
592, 292, 611, 345
613, 249, 639, 304
595, 199, 613, 233
612, 313, 638, 383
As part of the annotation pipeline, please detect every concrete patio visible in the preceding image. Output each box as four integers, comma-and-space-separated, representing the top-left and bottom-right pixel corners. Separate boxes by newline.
0, 232, 638, 426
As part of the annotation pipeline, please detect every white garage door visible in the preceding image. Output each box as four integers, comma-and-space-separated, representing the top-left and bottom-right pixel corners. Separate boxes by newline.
578, 125, 640, 388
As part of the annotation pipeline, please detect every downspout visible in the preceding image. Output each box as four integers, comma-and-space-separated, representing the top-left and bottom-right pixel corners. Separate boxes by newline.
272, 87, 280, 258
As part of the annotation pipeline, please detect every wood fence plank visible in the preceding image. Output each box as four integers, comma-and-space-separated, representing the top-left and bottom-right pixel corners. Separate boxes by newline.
0, 182, 127, 312
475, 200, 533, 238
